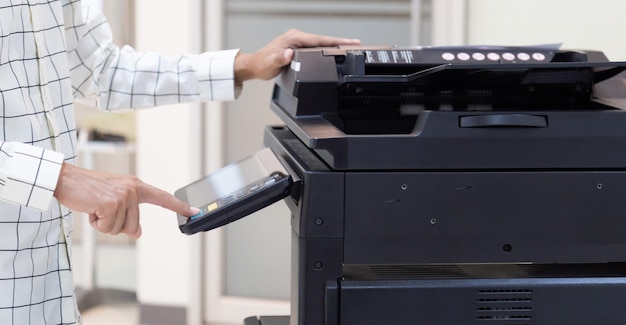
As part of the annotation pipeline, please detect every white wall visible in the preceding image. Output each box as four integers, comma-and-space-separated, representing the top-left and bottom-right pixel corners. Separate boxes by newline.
467, 0, 626, 60
134, 0, 202, 308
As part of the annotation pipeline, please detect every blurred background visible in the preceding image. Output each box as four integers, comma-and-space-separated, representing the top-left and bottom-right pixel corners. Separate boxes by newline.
72, 0, 626, 324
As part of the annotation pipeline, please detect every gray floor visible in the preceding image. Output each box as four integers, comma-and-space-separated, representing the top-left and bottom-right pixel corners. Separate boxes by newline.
82, 303, 139, 325
81, 303, 239, 325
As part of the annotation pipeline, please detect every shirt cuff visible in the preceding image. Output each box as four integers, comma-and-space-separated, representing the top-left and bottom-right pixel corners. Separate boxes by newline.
0, 144, 64, 211
189, 49, 240, 102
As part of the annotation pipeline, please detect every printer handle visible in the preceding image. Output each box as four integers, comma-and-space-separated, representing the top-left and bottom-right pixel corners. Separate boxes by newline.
459, 114, 548, 128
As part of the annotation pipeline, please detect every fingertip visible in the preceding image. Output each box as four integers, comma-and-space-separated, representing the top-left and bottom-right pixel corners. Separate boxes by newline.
283, 48, 294, 63
341, 38, 360, 45
130, 225, 142, 239
178, 205, 201, 217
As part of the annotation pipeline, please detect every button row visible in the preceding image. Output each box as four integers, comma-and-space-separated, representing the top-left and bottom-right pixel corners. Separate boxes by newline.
442, 52, 546, 62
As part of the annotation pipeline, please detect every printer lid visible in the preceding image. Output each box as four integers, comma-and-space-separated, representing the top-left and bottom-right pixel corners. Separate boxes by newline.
270, 46, 626, 170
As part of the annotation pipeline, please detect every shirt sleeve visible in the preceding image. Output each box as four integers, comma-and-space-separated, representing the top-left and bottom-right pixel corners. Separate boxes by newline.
65, 5, 240, 110
0, 142, 64, 211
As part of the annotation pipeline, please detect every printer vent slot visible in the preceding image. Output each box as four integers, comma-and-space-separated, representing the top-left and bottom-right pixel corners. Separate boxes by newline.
343, 263, 626, 281
476, 289, 533, 324
369, 264, 469, 279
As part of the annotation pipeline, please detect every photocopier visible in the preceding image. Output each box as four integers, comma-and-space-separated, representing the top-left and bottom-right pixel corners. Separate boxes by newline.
239, 45, 626, 325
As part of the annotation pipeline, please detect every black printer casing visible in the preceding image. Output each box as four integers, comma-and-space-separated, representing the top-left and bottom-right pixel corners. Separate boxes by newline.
259, 46, 626, 325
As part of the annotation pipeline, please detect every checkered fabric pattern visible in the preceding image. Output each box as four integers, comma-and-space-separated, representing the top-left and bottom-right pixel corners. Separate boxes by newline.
0, 0, 238, 324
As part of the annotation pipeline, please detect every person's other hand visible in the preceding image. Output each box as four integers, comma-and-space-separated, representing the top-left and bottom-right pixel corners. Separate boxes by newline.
53, 163, 199, 239
234, 29, 361, 83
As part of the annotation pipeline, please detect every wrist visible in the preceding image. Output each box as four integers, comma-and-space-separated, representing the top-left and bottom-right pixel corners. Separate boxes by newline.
53, 162, 70, 199
234, 53, 255, 84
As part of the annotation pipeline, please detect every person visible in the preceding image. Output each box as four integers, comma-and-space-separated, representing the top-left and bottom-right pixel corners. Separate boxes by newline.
0, 1, 360, 324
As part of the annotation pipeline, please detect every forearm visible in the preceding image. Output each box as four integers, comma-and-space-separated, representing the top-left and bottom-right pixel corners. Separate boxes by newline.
68, 6, 240, 110
72, 45, 240, 110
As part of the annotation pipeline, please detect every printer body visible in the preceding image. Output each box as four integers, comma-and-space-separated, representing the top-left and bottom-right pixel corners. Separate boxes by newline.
253, 46, 626, 324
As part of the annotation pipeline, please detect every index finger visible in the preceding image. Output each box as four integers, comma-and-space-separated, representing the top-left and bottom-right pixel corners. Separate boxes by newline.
305, 35, 361, 47
285, 30, 361, 48
138, 183, 199, 217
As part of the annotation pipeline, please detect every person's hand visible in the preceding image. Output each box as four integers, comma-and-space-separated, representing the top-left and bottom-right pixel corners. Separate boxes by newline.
53, 163, 199, 239
234, 29, 361, 83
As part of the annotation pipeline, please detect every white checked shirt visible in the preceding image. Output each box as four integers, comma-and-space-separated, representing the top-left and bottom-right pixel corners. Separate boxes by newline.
0, 0, 238, 324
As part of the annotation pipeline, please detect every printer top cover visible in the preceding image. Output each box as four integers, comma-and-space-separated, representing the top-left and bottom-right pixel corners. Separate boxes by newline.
271, 46, 626, 171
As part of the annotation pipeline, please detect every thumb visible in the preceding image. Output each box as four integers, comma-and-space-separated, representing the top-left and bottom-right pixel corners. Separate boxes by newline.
281, 48, 294, 65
